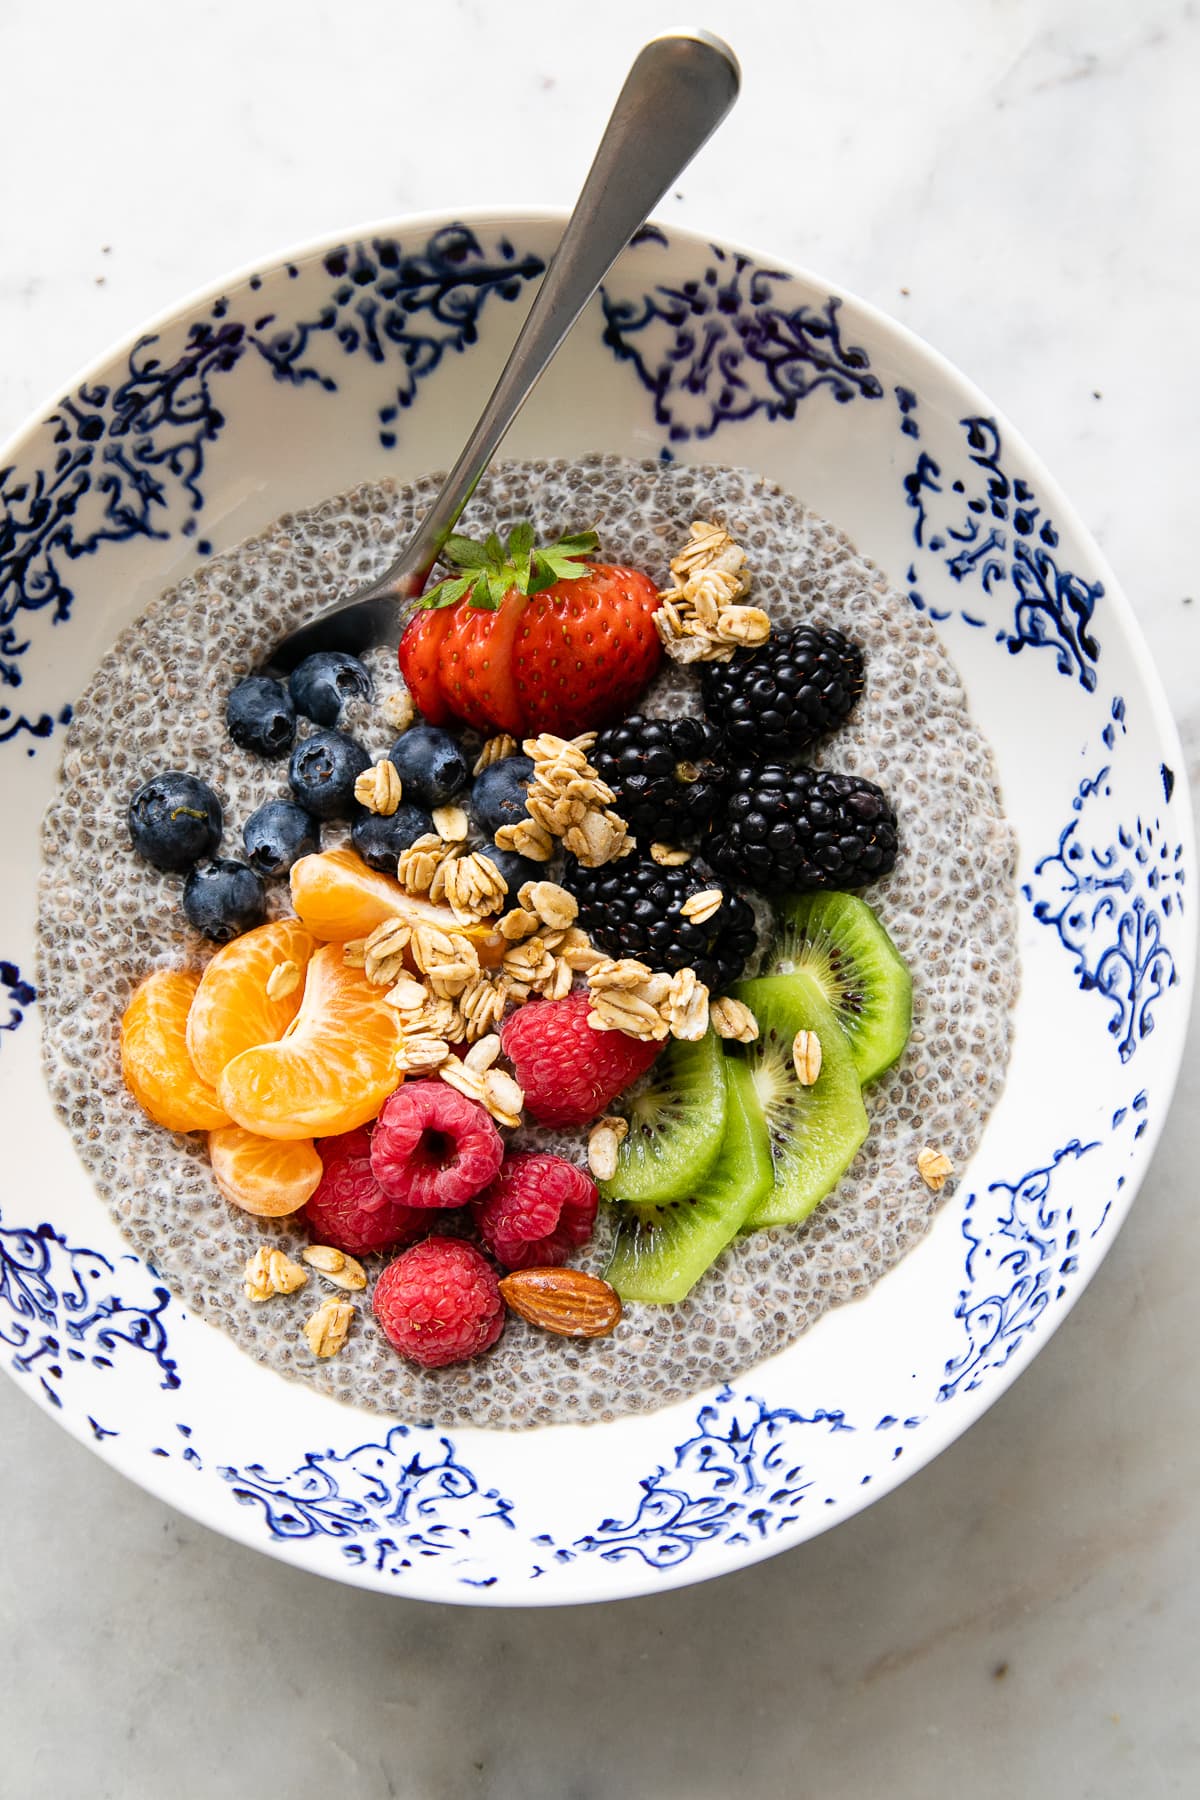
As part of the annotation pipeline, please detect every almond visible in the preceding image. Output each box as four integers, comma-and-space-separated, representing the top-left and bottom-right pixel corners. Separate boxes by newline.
498, 1267, 622, 1338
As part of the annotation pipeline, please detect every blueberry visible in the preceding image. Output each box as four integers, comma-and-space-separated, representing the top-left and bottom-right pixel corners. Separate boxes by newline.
469, 755, 535, 835
482, 845, 543, 895
289, 652, 373, 726
351, 803, 435, 873
225, 675, 296, 759
288, 729, 371, 820
128, 772, 222, 872
182, 859, 266, 943
243, 800, 320, 878
387, 726, 469, 807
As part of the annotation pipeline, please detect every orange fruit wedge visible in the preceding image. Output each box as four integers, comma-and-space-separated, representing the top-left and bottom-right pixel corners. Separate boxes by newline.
186, 917, 316, 1088
208, 1125, 323, 1217
217, 943, 405, 1139
290, 845, 505, 962
120, 969, 231, 1133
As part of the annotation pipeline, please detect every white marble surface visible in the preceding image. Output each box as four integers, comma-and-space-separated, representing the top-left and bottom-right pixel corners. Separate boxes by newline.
1, 0, 1198, 1793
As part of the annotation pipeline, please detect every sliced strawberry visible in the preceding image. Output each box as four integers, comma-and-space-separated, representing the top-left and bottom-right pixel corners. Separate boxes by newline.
513, 565, 662, 737
401, 527, 662, 740
439, 594, 529, 734
397, 608, 454, 725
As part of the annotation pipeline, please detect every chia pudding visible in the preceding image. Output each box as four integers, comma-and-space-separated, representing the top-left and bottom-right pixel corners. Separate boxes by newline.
38, 455, 1019, 1429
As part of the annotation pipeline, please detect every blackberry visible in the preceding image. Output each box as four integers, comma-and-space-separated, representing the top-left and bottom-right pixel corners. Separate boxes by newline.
565, 853, 757, 992
707, 764, 898, 894
589, 714, 728, 843
700, 624, 864, 759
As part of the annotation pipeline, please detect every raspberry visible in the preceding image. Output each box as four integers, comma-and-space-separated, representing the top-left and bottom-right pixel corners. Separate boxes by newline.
472, 1153, 598, 1270
373, 1236, 505, 1368
500, 989, 662, 1127
323, 1127, 370, 1162
304, 1128, 429, 1255
370, 1079, 504, 1208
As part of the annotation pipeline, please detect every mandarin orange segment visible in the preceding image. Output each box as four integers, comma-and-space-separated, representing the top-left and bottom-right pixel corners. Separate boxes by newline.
208, 1125, 323, 1217
290, 845, 505, 964
120, 969, 231, 1133
186, 918, 316, 1088
217, 943, 405, 1139
289, 846, 412, 942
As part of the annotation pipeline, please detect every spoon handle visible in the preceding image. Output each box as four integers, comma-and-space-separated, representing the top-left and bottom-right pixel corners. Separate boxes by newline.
365, 29, 740, 605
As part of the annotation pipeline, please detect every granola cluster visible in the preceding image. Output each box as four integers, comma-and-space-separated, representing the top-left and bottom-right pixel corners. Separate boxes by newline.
654, 520, 771, 664
496, 732, 635, 866
586, 958, 709, 1043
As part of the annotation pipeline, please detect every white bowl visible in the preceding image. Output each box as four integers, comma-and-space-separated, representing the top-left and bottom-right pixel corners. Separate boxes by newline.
1, 212, 1192, 1605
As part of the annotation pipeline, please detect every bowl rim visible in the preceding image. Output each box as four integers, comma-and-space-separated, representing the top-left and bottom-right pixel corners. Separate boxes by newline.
6, 198, 1192, 806
3, 206, 1194, 1605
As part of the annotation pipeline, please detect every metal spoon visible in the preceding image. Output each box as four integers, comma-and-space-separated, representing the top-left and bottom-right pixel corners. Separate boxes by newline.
267, 28, 740, 672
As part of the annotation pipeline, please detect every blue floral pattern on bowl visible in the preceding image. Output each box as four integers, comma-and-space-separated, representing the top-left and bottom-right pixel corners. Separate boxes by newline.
899, 401, 1103, 690
1026, 762, 1185, 1061
0, 226, 543, 692
0, 1213, 179, 1415
600, 234, 883, 441
0, 1089, 1160, 1587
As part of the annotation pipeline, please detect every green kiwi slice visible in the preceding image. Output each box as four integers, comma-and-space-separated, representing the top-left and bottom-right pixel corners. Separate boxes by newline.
597, 1028, 726, 1208
605, 1055, 773, 1304
732, 971, 869, 1230
760, 892, 912, 1084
